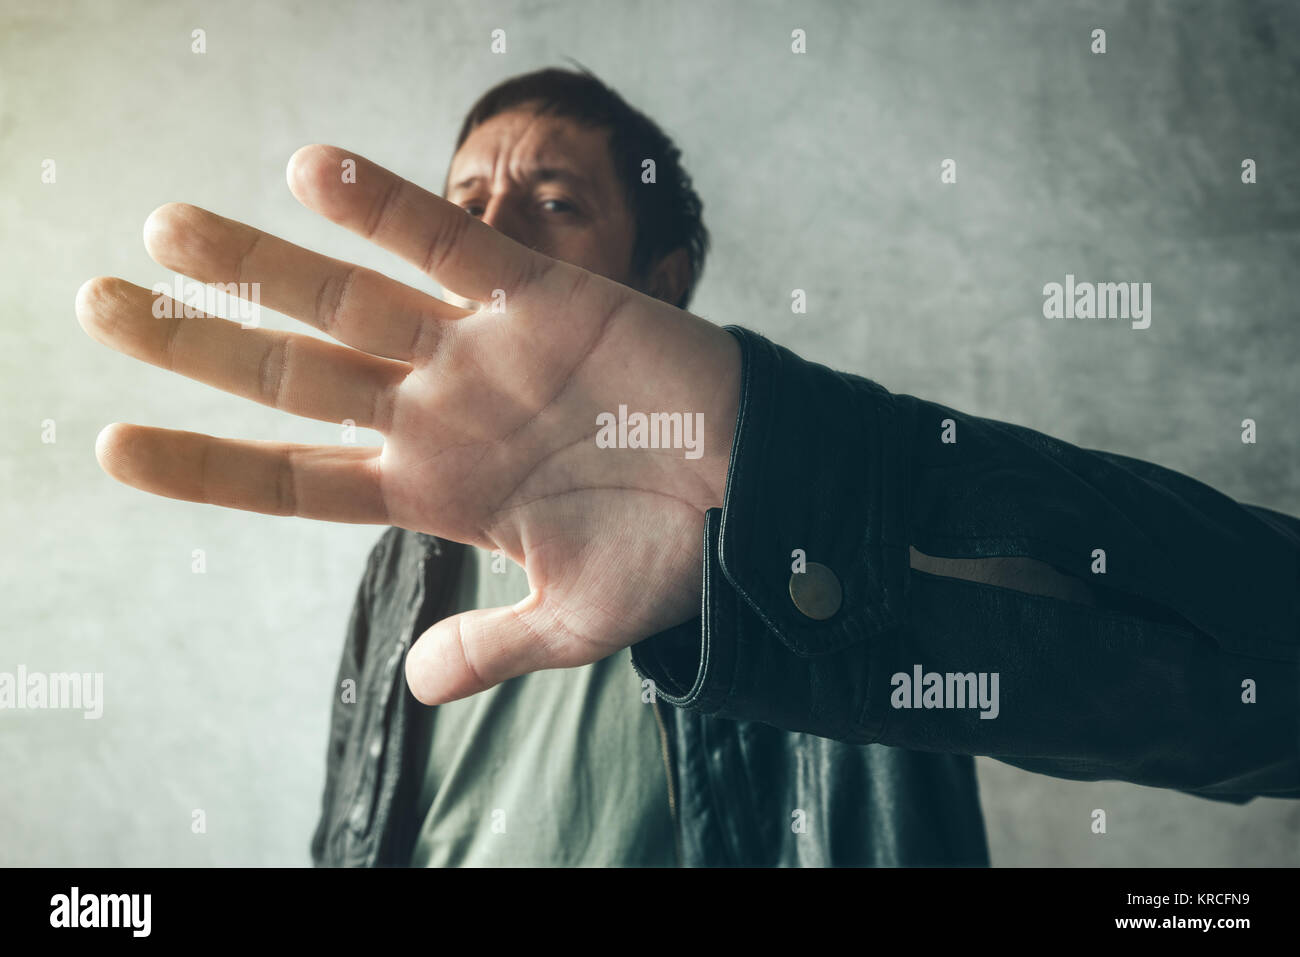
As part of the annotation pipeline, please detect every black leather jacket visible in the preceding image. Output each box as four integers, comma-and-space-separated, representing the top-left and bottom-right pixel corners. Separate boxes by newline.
311, 325, 1300, 867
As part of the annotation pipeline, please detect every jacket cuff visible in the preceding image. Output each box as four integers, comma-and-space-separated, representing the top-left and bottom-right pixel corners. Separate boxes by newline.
630, 325, 909, 741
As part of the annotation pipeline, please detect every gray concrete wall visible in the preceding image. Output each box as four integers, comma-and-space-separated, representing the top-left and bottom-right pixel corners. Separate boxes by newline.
1, 0, 1296, 865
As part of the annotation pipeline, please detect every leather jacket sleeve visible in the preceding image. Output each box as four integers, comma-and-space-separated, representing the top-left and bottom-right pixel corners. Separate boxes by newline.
310, 542, 379, 866
309, 530, 390, 868
631, 325, 1300, 801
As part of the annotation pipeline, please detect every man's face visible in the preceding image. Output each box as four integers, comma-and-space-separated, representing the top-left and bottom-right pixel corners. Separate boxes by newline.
445, 106, 640, 288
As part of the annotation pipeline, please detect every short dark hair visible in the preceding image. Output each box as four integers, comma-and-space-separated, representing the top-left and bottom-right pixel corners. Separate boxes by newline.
452, 66, 708, 309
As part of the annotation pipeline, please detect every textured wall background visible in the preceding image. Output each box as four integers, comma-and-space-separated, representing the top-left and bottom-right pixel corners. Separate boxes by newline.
1, 0, 1296, 865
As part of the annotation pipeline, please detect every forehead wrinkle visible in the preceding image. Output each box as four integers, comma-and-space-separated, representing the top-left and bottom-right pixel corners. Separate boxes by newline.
446, 110, 536, 195
501, 111, 593, 194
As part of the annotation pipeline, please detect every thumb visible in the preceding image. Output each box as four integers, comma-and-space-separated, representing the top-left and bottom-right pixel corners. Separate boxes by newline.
404, 597, 571, 705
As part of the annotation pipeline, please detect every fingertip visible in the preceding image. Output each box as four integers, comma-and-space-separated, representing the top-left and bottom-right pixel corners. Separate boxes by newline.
403, 641, 440, 706
75, 276, 124, 337
94, 422, 134, 479
74, 277, 102, 326
142, 202, 188, 260
284, 145, 313, 191
285, 144, 340, 205
405, 615, 484, 706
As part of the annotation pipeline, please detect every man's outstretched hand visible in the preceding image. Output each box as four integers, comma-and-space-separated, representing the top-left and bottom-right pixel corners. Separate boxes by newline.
76, 145, 741, 704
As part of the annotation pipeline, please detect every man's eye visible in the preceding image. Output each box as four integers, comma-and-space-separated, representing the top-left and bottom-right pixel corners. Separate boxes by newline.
460, 202, 486, 217
540, 198, 575, 214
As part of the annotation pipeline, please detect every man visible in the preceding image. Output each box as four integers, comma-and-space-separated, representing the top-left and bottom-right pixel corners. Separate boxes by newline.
76, 68, 1300, 868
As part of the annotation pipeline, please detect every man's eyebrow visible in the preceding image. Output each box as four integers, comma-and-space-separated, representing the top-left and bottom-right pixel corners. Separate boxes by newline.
449, 174, 484, 193
448, 167, 591, 193
531, 166, 588, 188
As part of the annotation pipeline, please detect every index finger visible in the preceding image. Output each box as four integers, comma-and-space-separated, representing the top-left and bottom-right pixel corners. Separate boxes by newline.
285, 145, 549, 302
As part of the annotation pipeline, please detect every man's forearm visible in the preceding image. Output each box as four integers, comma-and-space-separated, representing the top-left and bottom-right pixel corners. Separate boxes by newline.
632, 325, 1300, 799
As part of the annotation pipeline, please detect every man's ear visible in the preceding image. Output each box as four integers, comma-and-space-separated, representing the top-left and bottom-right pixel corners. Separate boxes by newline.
641, 247, 693, 308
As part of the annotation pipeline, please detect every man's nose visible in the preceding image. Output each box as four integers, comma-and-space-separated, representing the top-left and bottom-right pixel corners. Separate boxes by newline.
479, 195, 532, 249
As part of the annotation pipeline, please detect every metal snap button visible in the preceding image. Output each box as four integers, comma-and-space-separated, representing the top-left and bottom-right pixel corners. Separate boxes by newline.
789, 562, 842, 620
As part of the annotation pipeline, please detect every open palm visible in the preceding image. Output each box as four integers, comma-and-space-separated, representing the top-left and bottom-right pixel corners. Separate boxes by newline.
77, 145, 741, 704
